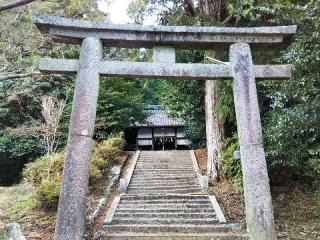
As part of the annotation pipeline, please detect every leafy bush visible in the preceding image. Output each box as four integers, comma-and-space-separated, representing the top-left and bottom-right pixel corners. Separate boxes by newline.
22, 134, 124, 210
23, 153, 64, 187
263, 109, 320, 184
219, 134, 243, 194
93, 133, 124, 163
90, 133, 125, 183
36, 181, 61, 210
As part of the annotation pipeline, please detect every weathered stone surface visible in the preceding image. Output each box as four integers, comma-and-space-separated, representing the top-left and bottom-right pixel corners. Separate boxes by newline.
96, 151, 244, 239
199, 175, 209, 190
189, 150, 208, 191
153, 46, 175, 63
119, 178, 127, 193
208, 196, 227, 223
54, 37, 102, 240
33, 15, 296, 50
4, 223, 26, 240
111, 166, 121, 175
124, 151, 140, 186
230, 42, 277, 240
38, 58, 292, 80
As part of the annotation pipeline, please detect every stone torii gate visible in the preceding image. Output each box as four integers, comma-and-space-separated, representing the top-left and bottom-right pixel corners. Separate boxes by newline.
33, 15, 296, 240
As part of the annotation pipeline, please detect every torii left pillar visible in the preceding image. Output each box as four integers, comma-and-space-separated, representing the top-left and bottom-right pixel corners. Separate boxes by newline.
54, 37, 102, 240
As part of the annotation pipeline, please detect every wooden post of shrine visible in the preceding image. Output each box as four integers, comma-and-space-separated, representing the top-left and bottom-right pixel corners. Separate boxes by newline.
54, 37, 102, 240
230, 42, 277, 239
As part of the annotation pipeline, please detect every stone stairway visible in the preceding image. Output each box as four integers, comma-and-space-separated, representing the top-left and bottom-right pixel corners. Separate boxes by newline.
128, 151, 200, 194
96, 151, 244, 239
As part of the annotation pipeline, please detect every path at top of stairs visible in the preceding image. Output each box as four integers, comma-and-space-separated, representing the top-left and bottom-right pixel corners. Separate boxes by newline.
96, 150, 245, 239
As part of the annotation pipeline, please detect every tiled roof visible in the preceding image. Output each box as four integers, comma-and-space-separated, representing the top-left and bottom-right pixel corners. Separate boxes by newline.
136, 105, 185, 127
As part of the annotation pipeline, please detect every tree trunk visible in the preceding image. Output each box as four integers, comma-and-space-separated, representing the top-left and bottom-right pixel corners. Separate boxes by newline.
205, 80, 223, 179
200, 0, 227, 21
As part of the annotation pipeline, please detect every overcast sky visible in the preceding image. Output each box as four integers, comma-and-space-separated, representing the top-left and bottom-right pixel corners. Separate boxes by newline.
97, 0, 157, 25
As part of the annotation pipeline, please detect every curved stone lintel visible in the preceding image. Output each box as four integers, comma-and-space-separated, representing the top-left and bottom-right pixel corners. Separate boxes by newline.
33, 15, 297, 50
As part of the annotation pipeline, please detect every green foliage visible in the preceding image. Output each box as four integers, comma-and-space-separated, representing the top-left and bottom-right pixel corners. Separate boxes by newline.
0, 133, 43, 185
128, 0, 148, 24
0, 0, 102, 186
36, 181, 61, 210
96, 78, 147, 140
9, 193, 37, 220
90, 133, 125, 183
23, 153, 64, 187
22, 134, 124, 210
157, 49, 207, 148
226, 0, 257, 25
263, 108, 320, 183
219, 134, 243, 193
158, 79, 206, 148
256, 1, 320, 183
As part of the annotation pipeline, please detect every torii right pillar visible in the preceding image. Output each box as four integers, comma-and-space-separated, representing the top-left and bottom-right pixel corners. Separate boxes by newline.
230, 42, 277, 240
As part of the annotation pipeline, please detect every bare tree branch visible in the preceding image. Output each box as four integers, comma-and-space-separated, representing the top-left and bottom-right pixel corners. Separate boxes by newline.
0, 0, 36, 11
0, 72, 41, 81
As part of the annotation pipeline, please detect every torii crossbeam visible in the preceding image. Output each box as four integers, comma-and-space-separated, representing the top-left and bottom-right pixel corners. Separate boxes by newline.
33, 15, 297, 240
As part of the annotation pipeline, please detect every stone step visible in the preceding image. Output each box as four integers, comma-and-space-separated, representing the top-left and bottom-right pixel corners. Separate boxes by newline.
104, 224, 242, 233
129, 179, 198, 184
136, 161, 192, 163
115, 208, 213, 213
131, 174, 196, 179
127, 185, 199, 191
118, 202, 212, 207
137, 160, 191, 161
127, 186, 200, 191
129, 178, 197, 183
132, 173, 196, 180
133, 167, 194, 170
134, 167, 195, 170
128, 183, 199, 187
95, 150, 236, 239
119, 199, 210, 204
136, 163, 193, 165
113, 212, 217, 219
136, 163, 192, 165
134, 169, 194, 172
118, 203, 213, 209
137, 158, 191, 160
128, 186, 200, 190
138, 157, 191, 161
133, 171, 196, 175
132, 173, 196, 177
111, 217, 219, 225
120, 194, 209, 200
98, 233, 244, 240
127, 189, 201, 194
128, 182, 199, 187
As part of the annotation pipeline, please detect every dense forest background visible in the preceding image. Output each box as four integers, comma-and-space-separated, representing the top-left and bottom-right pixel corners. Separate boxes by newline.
0, 0, 319, 191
